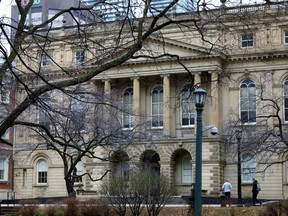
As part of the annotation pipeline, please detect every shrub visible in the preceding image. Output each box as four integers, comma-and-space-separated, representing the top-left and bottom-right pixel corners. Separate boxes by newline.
188, 188, 195, 214
64, 198, 80, 216
259, 201, 288, 216
80, 198, 110, 216
18, 199, 40, 216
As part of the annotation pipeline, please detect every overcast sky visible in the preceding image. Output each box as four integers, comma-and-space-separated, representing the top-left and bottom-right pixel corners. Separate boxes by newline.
0, 0, 12, 17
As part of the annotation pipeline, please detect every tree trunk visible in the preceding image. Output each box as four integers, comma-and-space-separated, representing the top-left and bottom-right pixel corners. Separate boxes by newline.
65, 178, 76, 198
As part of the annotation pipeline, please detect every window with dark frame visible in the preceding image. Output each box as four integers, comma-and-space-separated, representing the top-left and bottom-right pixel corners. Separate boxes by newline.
38, 93, 51, 132
1, 89, 9, 104
181, 85, 195, 127
241, 34, 254, 48
71, 93, 86, 131
284, 78, 288, 121
74, 161, 82, 183
37, 159, 48, 184
151, 86, 163, 127
75, 50, 85, 64
240, 79, 256, 124
285, 31, 288, 44
41, 53, 52, 66
123, 87, 133, 129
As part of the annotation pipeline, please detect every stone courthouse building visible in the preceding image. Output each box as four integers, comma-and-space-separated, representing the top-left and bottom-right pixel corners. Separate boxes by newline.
10, 0, 288, 201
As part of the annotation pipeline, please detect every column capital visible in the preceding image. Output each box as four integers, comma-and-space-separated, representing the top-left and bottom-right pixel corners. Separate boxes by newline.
130, 76, 140, 81
160, 74, 170, 78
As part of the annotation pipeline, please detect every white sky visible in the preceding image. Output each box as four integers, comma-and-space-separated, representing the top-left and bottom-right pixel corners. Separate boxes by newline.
0, 0, 13, 17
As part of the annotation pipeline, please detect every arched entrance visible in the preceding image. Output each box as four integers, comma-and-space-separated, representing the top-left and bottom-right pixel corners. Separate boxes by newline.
140, 150, 160, 175
111, 150, 129, 180
171, 148, 192, 195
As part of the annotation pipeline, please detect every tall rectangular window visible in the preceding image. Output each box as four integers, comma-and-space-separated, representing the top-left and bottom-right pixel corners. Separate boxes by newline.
284, 78, 288, 121
38, 93, 51, 132
240, 79, 256, 124
37, 159, 48, 184
75, 50, 85, 64
182, 156, 192, 183
123, 87, 133, 129
151, 86, 163, 127
241, 34, 254, 48
242, 154, 256, 182
1, 89, 9, 104
181, 85, 195, 127
71, 93, 86, 131
74, 161, 83, 183
0, 158, 8, 181
41, 53, 52, 66
285, 31, 288, 44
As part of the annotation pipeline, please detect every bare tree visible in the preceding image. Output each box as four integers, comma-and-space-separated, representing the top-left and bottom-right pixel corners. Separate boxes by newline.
224, 74, 288, 178
100, 169, 174, 216
0, 0, 209, 143
13, 86, 143, 197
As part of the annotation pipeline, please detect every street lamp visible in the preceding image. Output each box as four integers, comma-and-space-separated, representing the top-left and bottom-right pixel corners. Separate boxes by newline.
193, 86, 207, 216
235, 128, 242, 205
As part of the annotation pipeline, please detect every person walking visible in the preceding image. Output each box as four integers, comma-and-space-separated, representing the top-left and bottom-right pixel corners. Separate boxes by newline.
222, 179, 232, 206
252, 177, 262, 206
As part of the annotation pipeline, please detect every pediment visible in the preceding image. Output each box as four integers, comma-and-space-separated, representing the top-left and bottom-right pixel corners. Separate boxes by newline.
84, 36, 224, 67
143, 36, 219, 57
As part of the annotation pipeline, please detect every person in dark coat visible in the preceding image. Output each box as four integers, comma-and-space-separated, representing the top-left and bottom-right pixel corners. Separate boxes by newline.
252, 177, 262, 206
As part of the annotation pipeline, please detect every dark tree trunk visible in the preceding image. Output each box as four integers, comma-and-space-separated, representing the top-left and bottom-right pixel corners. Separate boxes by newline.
65, 178, 76, 198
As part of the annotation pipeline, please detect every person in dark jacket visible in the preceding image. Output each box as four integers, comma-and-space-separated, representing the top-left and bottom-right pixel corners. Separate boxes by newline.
252, 177, 262, 206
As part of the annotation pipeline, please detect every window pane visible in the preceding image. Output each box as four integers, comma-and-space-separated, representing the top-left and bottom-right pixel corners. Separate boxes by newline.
0, 159, 5, 180
37, 160, 47, 183
240, 79, 256, 123
182, 156, 192, 183
284, 79, 288, 121
242, 154, 256, 182
151, 86, 163, 127
181, 85, 194, 127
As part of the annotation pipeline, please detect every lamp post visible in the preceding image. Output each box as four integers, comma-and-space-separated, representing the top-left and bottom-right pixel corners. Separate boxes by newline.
235, 128, 242, 205
193, 86, 207, 216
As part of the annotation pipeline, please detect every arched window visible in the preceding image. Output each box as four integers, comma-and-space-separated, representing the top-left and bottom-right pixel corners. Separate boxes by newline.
240, 79, 256, 124
71, 93, 86, 131
283, 78, 288, 122
181, 85, 195, 127
37, 159, 48, 184
182, 155, 192, 183
38, 93, 51, 132
151, 86, 163, 127
242, 153, 256, 182
74, 161, 83, 183
123, 87, 133, 129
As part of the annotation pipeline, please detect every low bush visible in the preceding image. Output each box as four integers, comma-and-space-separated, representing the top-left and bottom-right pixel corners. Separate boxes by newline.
80, 198, 111, 216
259, 201, 288, 216
18, 199, 40, 216
64, 198, 80, 216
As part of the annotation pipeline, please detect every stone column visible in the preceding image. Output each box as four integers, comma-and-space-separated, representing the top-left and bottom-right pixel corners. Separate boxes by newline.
163, 75, 171, 136
104, 79, 111, 96
210, 72, 219, 129
133, 77, 141, 129
194, 73, 201, 87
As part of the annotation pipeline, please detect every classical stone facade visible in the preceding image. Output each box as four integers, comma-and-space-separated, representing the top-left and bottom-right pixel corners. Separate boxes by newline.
12, 2, 288, 201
